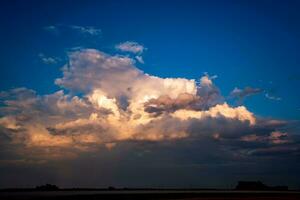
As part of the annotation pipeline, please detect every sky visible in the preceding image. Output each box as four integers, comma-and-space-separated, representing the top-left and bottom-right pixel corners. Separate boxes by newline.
0, 0, 300, 189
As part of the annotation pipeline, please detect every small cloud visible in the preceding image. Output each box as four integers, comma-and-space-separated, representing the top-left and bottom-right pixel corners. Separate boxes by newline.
67, 46, 84, 51
135, 55, 144, 64
265, 93, 281, 101
69, 25, 102, 36
203, 72, 217, 80
229, 86, 262, 104
38, 53, 61, 65
43, 25, 59, 35
43, 25, 101, 37
116, 41, 145, 54
196, 73, 218, 86
44, 25, 57, 31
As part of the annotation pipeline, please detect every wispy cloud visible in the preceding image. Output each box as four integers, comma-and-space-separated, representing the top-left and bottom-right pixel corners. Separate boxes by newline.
43, 25, 57, 32
43, 24, 101, 37
69, 25, 102, 36
135, 55, 144, 64
43, 25, 59, 35
230, 86, 262, 104
116, 41, 145, 54
38, 53, 61, 65
265, 93, 282, 101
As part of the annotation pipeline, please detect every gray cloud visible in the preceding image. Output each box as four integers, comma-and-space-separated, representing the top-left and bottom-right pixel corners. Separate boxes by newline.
230, 87, 262, 104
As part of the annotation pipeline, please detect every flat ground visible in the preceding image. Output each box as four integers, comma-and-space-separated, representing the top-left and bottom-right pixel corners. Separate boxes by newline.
1, 190, 300, 200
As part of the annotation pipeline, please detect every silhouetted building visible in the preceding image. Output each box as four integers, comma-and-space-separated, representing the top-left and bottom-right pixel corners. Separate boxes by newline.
108, 186, 116, 190
35, 184, 59, 191
235, 181, 288, 191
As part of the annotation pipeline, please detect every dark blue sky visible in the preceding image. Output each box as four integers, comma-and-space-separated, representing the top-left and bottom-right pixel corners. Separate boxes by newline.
0, 0, 300, 189
1, 0, 300, 119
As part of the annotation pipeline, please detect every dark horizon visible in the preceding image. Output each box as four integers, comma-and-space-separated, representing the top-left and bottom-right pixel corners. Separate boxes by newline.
0, 181, 293, 191
0, 0, 300, 191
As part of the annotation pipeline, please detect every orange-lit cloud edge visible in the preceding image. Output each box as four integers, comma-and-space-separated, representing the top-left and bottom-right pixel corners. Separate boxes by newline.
0, 48, 295, 160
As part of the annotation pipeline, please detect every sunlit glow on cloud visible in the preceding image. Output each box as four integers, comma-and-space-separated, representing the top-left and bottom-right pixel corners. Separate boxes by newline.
0, 48, 296, 160
171, 103, 256, 125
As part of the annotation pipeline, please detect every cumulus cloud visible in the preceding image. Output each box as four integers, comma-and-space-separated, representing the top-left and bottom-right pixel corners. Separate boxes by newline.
0, 48, 298, 162
116, 41, 145, 54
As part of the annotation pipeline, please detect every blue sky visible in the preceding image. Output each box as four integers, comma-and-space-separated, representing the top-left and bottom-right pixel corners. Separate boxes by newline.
1, 0, 300, 119
0, 0, 300, 188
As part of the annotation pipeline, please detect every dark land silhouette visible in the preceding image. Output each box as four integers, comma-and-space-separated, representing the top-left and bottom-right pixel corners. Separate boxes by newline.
35, 184, 59, 191
235, 181, 289, 191
0, 182, 299, 200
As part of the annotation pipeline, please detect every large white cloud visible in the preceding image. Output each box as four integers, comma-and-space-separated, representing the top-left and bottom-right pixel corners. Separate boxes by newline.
0, 48, 295, 160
